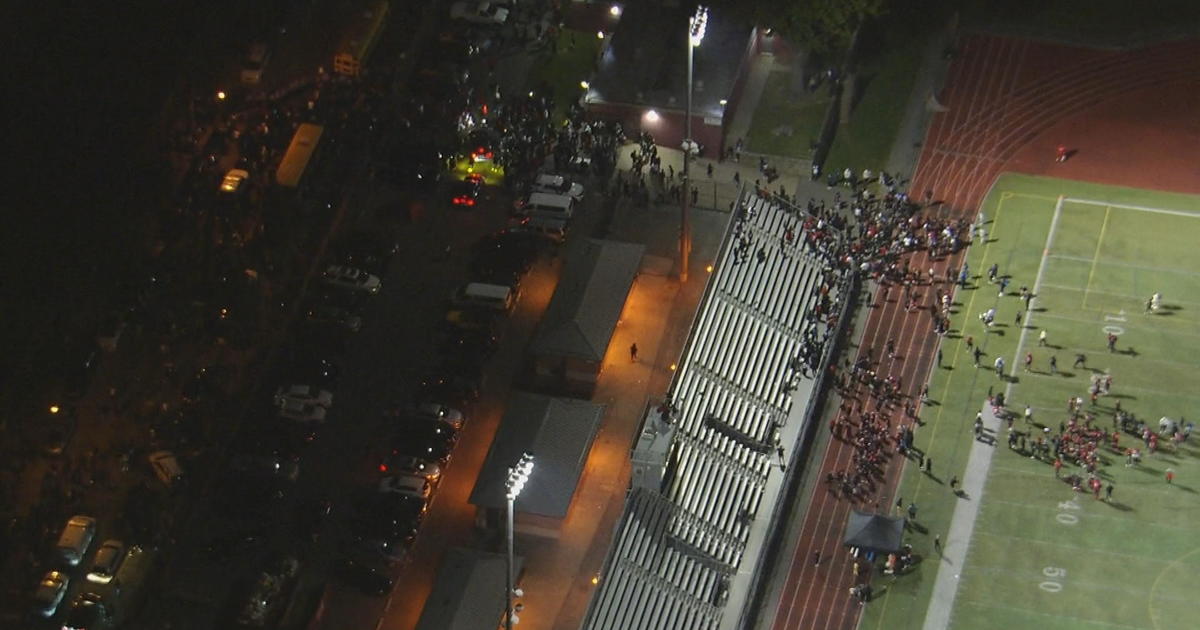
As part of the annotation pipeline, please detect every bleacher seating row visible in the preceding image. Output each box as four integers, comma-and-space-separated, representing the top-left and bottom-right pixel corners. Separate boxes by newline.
583, 191, 848, 630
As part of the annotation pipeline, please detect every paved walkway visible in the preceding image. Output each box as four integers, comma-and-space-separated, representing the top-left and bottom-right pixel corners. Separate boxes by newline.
921, 398, 1002, 630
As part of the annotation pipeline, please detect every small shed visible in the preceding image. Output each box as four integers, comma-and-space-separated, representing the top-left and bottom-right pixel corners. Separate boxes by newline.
528, 239, 644, 397
469, 392, 605, 538
414, 547, 522, 630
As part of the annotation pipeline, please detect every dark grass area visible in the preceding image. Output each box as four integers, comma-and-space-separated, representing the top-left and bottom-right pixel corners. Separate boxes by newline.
743, 73, 831, 159
533, 28, 603, 123
822, 33, 924, 174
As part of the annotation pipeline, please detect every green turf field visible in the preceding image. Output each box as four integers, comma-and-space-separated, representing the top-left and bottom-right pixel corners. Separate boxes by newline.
863, 173, 1200, 630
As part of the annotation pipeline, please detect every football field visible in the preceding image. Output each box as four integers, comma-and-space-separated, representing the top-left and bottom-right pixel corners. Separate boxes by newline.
863, 173, 1200, 630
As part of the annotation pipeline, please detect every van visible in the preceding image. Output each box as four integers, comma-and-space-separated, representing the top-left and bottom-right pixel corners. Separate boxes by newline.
452, 282, 518, 312
532, 174, 584, 201
55, 515, 97, 567
521, 192, 575, 219
511, 215, 568, 243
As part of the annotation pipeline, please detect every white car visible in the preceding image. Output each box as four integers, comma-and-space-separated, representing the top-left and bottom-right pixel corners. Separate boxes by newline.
379, 474, 432, 500
383, 455, 442, 481
220, 168, 249, 193
411, 403, 464, 430
532, 173, 585, 201
277, 398, 327, 423
86, 540, 125, 584
450, 1, 509, 25
274, 385, 333, 408
32, 571, 69, 618
323, 265, 381, 294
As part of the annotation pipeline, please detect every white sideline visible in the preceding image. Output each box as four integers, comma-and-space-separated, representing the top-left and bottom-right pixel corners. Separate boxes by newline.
920, 195, 1062, 630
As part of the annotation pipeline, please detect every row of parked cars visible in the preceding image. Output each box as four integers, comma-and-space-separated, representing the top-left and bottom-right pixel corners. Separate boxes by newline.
34, 515, 154, 627
332, 199, 552, 577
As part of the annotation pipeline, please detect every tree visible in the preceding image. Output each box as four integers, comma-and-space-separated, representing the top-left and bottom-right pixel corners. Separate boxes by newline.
708, 0, 890, 54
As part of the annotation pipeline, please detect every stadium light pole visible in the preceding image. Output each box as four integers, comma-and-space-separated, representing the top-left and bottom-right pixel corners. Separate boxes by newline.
505, 452, 535, 630
680, 5, 708, 283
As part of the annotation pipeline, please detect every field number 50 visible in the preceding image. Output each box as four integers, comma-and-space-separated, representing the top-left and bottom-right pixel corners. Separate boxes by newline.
1039, 566, 1067, 593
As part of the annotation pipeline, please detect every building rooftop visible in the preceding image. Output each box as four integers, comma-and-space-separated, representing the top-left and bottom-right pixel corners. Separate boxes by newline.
414, 547, 521, 630
530, 239, 644, 363
469, 392, 605, 518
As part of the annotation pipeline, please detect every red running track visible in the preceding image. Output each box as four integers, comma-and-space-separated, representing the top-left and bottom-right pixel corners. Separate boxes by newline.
770, 33, 1200, 630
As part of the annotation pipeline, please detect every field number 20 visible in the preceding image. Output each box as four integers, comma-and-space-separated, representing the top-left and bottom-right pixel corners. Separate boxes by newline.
1040, 566, 1067, 593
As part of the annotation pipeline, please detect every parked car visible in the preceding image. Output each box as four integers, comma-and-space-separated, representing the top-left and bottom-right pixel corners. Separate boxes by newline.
379, 454, 442, 481
86, 540, 125, 584
31, 570, 70, 618
230, 452, 301, 482
277, 398, 327, 423
442, 307, 498, 334
323, 265, 381, 294
63, 592, 111, 630
220, 168, 249, 193
305, 305, 363, 333
531, 173, 585, 201
379, 474, 432, 501
410, 403, 465, 430
331, 231, 400, 275
332, 557, 394, 596
347, 496, 424, 565
148, 451, 184, 488
388, 421, 458, 464
181, 365, 233, 404
274, 385, 334, 408
438, 328, 498, 358
449, 173, 483, 207
285, 353, 341, 388
241, 43, 270, 84
415, 370, 480, 406
450, 1, 509, 24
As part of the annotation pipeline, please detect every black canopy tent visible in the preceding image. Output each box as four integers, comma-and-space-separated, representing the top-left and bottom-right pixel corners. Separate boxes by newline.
843, 510, 906, 554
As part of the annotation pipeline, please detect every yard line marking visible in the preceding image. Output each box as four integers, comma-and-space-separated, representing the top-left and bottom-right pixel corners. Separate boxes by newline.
1040, 283, 1200, 307
1046, 254, 1200, 279
1010, 196, 1062, 388
1018, 369, 1200, 398
1082, 204, 1111, 310
959, 599, 1154, 630
1066, 197, 1200, 218
1034, 311, 1200, 337
973, 529, 1180, 569
979, 495, 1200, 531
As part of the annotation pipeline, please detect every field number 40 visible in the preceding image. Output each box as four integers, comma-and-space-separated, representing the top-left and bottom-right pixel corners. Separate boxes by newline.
1040, 566, 1067, 593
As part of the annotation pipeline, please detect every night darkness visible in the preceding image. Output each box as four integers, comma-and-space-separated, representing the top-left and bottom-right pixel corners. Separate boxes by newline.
6, 1, 253, 389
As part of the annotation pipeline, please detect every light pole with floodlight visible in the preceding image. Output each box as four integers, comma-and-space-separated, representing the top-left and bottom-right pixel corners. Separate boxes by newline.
680, 5, 708, 283
505, 452, 535, 630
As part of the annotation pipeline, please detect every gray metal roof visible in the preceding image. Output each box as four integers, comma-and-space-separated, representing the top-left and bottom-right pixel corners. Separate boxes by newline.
584, 4, 750, 120
582, 190, 845, 630
469, 392, 605, 518
415, 547, 521, 630
530, 239, 645, 362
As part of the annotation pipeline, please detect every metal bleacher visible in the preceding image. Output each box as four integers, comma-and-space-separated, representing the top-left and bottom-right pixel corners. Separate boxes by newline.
582, 190, 848, 630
